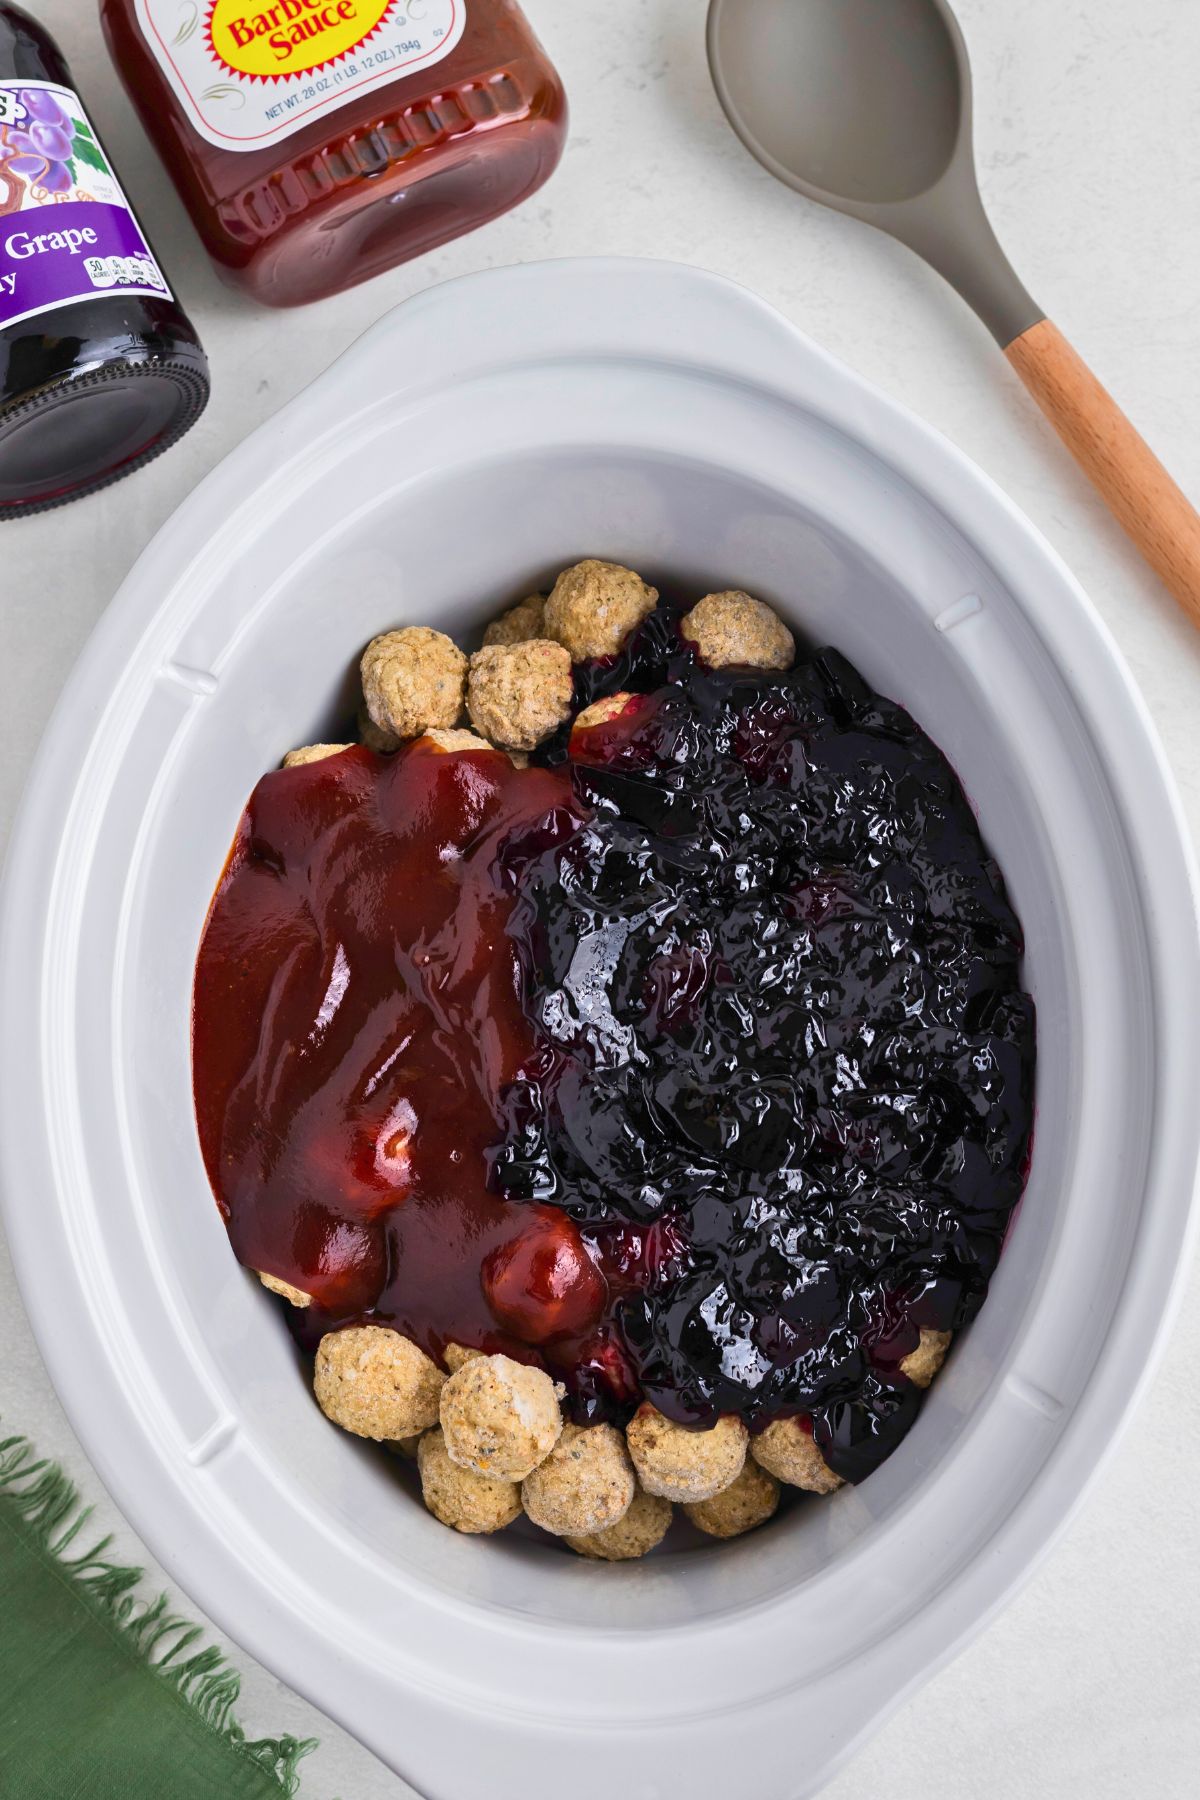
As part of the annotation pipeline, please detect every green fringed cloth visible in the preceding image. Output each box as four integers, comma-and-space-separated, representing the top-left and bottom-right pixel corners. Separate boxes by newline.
0, 1435, 316, 1798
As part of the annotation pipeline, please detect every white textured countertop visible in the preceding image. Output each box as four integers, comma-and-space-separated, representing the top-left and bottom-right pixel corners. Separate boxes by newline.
2, 3, 1198, 1795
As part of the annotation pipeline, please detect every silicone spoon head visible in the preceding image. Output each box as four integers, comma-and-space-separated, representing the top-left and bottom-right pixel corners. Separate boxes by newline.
707, 0, 1042, 345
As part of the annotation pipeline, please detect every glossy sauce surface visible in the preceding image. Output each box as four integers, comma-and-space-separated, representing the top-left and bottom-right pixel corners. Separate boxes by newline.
193, 602, 1035, 1481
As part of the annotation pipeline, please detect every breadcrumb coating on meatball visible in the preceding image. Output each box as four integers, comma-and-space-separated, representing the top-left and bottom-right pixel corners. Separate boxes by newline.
900, 1329, 952, 1389
566, 1484, 673, 1561
522, 1424, 636, 1537
314, 1325, 445, 1441
685, 1459, 780, 1539
422, 728, 529, 768
442, 1342, 484, 1375
422, 728, 495, 754
483, 594, 547, 647
544, 560, 659, 661
681, 590, 794, 671
282, 744, 352, 769
358, 703, 401, 754
440, 1353, 564, 1481
466, 641, 573, 751
418, 1428, 522, 1534
257, 1270, 312, 1307
570, 693, 636, 737
361, 627, 467, 741
625, 1407, 748, 1503
751, 1419, 843, 1494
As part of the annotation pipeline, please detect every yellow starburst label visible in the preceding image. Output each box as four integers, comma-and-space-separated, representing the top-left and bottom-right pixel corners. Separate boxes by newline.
205, 0, 396, 82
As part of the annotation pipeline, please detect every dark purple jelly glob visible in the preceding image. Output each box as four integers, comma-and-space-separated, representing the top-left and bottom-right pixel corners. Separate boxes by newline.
492, 601, 1035, 1479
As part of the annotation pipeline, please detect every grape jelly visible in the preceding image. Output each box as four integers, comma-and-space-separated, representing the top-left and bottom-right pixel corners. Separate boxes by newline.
0, 5, 208, 515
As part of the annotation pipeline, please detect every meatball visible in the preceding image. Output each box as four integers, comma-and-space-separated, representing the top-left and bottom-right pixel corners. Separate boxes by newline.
625, 1407, 748, 1503
422, 728, 495, 754
466, 641, 573, 751
522, 1424, 635, 1537
566, 1484, 673, 1561
361, 627, 467, 741
418, 1428, 522, 1535
751, 1419, 843, 1494
282, 743, 351, 769
483, 593, 546, 647
544, 560, 658, 661
680, 590, 794, 670
313, 1325, 445, 1441
357, 703, 400, 754
685, 1459, 780, 1539
570, 692, 637, 739
257, 1270, 312, 1307
900, 1329, 952, 1389
440, 1353, 563, 1481
442, 1342, 484, 1375
481, 1208, 605, 1344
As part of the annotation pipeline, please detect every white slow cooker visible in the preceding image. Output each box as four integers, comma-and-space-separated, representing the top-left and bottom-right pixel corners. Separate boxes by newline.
2, 260, 1198, 1800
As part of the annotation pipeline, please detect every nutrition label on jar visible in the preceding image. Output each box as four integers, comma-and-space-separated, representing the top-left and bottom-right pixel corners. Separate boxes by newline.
0, 79, 172, 333
84, 252, 169, 293
135, 0, 468, 151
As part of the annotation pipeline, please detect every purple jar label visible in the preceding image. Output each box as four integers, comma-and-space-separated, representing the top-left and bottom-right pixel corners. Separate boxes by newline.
0, 80, 172, 333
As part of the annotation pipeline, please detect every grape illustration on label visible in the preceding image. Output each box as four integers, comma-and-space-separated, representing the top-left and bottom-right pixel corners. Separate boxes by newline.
0, 79, 170, 329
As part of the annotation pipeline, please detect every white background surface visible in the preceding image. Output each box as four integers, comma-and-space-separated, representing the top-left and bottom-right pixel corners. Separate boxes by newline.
2, 2, 1198, 1796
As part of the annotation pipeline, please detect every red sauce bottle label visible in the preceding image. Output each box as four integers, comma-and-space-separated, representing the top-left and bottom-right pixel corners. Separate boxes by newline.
0, 79, 172, 331
133, 0, 467, 150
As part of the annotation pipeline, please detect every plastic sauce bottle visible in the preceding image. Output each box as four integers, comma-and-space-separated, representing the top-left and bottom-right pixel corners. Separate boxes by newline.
0, 4, 209, 516
100, 1, 568, 308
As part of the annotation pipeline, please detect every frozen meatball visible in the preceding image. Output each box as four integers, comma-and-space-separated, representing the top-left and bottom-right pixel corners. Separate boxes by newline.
544, 560, 659, 661
282, 743, 351, 769
423, 727, 529, 769
751, 1419, 843, 1494
314, 1325, 445, 1441
358, 703, 400, 754
681, 590, 794, 671
570, 692, 636, 739
361, 627, 467, 741
443, 1342, 484, 1375
522, 1424, 635, 1537
423, 728, 495, 754
625, 1407, 748, 1504
483, 594, 546, 647
901, 1329, 952, 1389
566, 1484, 673, 1561
418, 1428, 522, 1535
685, 1459, 780, 1539
440, 1353, 563, 1481
257, 1270, 312, 1308
466, 641, 573, 751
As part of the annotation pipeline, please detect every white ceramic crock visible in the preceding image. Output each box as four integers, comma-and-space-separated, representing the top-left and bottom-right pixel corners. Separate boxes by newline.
2, 260, 1198, 1800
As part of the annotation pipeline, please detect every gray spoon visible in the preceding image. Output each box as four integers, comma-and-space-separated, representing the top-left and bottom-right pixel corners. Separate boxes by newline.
707, 0, 1200, 630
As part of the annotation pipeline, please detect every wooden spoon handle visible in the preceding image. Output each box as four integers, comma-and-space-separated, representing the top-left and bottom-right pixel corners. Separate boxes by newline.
1006, 318, 1200, 630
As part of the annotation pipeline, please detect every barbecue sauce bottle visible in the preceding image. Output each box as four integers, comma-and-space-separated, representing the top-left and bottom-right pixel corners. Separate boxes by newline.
99, 0, 567, 308
0, 5, 208, 516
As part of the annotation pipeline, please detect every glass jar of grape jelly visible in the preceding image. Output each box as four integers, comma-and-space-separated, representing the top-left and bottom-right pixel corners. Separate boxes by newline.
0, 5, 208, 516
99, 1, 567, 308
